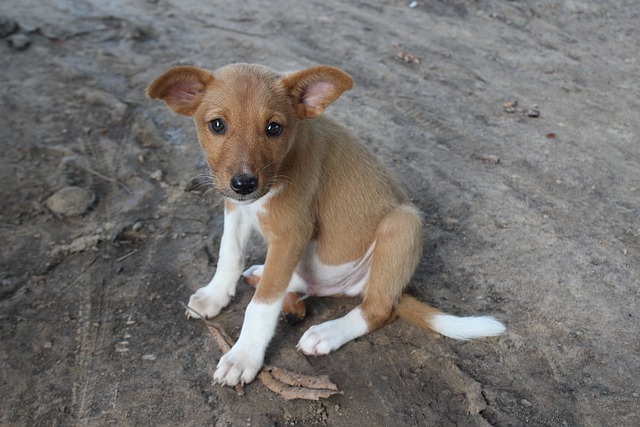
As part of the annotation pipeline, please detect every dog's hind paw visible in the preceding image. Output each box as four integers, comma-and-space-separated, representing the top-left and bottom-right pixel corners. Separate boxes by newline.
241, 264, 264, 288
185, 287, 231, 319
297, 307, 369, 356
297, 324, 339, 356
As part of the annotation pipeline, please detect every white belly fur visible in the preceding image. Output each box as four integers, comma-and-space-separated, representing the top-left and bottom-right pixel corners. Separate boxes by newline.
295, 241, 375, 297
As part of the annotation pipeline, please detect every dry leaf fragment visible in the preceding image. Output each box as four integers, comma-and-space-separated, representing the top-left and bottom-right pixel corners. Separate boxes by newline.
393, 43, 420, 64
473, 154, 501, 164
265, 366, 339, 391
257, 370, 342, 401
396, 51, 421, 64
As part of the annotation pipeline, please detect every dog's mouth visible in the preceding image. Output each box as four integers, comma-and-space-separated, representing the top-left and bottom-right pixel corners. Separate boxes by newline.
218, 187, 270, 204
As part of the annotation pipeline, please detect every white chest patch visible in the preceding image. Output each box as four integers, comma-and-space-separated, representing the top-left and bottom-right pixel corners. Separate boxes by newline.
230, 186, 281, 236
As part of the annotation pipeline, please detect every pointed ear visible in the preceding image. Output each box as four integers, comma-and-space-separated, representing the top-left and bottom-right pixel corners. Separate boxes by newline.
281, 66, 353, 119
146, 66, 215, 116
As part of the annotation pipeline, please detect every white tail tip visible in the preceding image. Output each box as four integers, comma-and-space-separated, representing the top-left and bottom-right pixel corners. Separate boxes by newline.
431, 314, 506, 341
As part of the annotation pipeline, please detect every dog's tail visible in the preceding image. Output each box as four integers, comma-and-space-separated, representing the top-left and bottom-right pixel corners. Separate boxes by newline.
395, 294, 505, 340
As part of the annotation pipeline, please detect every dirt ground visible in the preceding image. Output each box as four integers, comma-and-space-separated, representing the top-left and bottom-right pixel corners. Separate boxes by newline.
1, 0, 638, 425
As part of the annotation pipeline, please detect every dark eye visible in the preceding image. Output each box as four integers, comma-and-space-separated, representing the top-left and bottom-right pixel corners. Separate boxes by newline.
208, 118, 225, 135
266, 122, 283, 137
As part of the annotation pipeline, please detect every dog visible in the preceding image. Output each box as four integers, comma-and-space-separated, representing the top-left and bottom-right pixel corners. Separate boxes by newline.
147, 63, 505, 386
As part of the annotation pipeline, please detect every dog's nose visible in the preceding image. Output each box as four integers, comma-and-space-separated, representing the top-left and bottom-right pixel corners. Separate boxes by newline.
230, 174, 258, 195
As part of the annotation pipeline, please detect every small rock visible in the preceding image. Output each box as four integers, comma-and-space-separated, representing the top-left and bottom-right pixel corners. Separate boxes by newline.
521, 398, 532, 407
7, 33, 31, 51
0, 15, 18, 38
142, 354, 157, 361
45, 186, 95, 216
503, 100, 518, 113
525, 107, 541, 118
150, 169, 163, 181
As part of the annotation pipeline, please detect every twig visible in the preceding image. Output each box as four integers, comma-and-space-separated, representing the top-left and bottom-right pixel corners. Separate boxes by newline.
116, 250, 138, 262
74, 163, 133, 194
181, 302, 244, 396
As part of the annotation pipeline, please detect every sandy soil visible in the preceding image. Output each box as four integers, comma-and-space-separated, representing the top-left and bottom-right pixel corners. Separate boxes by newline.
1, 0, 639, 425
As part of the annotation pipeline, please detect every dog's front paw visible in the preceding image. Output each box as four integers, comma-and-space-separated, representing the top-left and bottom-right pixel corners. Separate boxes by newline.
297, 323, 343, 356
213, 346, 263, 386
185, 287, 231, 319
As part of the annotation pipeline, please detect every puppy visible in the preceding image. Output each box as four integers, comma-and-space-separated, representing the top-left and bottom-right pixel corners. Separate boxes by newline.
147, 63, 505, 386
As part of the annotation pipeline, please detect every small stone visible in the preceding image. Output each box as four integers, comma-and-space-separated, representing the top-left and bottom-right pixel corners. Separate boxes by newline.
43, 341, 53, 349
633, 392, 638, 398
503, 100, 518, 113
0, 15, 18, 37
526, 107, 541, 118
7, 33, 30, 51
150, 169, 163, 181
142, 354, 157, 361
521, 399, 532, 407
45, 186, 95, 216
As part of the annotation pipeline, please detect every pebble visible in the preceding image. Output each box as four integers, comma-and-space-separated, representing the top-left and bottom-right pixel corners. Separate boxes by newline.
45, 186, 95, 216
7, 33, 30, 51
0, 15, 18, 38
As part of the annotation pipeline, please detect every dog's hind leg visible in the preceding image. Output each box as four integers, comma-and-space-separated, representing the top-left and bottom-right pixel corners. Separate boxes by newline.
297, 204, 422, 355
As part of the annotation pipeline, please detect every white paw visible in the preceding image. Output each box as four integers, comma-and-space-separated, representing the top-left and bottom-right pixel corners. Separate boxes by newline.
297, 308, 369, 356
185, 287, 231, 319
213, 345, 263, 386
297, 322, 344, 356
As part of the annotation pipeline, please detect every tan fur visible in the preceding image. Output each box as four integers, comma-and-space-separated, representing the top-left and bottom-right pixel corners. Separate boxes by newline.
147, 63, 451, 335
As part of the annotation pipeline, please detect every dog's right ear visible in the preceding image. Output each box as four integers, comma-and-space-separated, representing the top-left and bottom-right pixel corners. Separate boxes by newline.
146, 66, 214, 116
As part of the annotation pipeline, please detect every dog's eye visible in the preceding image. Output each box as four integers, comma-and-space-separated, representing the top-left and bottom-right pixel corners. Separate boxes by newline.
208, 119, 225, 135
266, 122, 283, 137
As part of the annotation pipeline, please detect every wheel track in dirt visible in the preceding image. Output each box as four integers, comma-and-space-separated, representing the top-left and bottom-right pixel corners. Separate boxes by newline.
70, 107, 134, 423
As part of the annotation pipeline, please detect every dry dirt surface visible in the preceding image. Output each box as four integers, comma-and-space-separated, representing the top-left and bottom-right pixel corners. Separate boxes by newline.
1, 0, 639, 425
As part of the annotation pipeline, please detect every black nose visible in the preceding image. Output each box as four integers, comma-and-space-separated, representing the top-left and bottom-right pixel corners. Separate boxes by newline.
230, 174, 258, 195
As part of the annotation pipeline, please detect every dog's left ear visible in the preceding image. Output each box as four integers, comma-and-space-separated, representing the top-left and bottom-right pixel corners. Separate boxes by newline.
281, 66, 353, 119
146, 66, 215, 116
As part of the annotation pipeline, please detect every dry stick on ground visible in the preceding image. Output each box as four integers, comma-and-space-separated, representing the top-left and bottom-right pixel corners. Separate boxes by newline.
179, 303, 245, 396
181, 302, 342, 400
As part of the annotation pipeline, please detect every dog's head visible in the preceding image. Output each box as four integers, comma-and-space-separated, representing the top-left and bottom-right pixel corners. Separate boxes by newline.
147, 63, 352, 203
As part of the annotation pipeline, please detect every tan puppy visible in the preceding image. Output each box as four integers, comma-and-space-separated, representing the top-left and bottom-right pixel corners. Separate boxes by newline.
147, 64, 505, 386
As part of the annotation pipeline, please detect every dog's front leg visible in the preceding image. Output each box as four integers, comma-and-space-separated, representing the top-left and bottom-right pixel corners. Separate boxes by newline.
214, 239, 304, 386
186, 203, 251, 319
